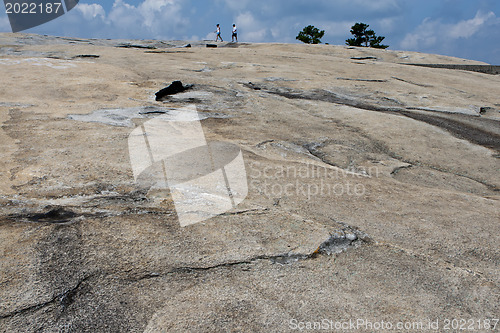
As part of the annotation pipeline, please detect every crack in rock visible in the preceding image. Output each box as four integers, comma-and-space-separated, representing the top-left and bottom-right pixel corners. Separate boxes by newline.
132, 225, 370, 282
1, 225, 370, 319
392, 76, 433, 88
220, 208, 269, 216
390, 164, 413, 176
256, 139, 275, 148
0, 275, 92, 319
337, 77, 387, 83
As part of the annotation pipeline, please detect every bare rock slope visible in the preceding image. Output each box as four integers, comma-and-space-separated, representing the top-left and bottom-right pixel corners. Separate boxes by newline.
0, 34, 499, 332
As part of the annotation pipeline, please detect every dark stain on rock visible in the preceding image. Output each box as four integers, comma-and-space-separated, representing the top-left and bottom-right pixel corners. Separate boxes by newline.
155, 81, 193, 101
72, 54, 100, 59
243, 82, 262, 90
27, 207, 79, 223
406, 64, 500, 75
399, 111, 500, 152
248, 83, 500, 152
351, 56, 377, 60
6, 206, 81, 224
116, 43, 157, 49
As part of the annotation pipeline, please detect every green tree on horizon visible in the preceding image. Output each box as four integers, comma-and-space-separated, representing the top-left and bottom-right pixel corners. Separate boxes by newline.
346, 23, 389, 49
296, 25, 325, 44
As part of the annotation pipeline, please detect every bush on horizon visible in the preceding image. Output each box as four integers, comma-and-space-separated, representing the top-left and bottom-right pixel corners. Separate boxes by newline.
296, 25, 325, 44
346, 23, 389, 49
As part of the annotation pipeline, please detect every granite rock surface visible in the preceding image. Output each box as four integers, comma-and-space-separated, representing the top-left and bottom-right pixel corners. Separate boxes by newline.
0, 33, 499, 332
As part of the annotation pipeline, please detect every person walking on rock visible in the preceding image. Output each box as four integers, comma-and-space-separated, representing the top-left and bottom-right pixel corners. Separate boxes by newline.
232, 24, 238, 42
215, 24, 223, 42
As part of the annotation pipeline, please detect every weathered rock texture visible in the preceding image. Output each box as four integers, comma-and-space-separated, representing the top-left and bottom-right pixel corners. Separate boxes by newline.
0, 34, 499, 332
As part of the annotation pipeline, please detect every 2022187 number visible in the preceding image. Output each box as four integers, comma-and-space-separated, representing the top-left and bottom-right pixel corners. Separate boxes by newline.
443, 319, 499, 330
5, 2, 62, 14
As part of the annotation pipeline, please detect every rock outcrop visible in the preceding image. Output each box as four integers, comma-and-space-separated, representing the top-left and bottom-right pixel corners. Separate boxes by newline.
0, 33, 499, 332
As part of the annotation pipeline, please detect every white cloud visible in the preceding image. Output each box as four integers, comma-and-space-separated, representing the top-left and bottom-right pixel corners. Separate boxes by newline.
448, 11, 496, 39
139, 0, 174, 13
338, 0, 399, 12
138, 0, 179, 28
221, 0, 252, 12
235, 12, 268, 42
400, 17, 439, 49
378, 17, 398, 32
106, 1, 142, 36
401, 10, 499, 50
319, 21, 354, 38
76, 4, 106, 20
62, 0, 189, 39
223, 0, 399, 15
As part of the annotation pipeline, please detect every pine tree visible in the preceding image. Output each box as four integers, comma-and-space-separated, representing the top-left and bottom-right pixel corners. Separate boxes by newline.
296, 25, 325, 44
346, 23, 388, 49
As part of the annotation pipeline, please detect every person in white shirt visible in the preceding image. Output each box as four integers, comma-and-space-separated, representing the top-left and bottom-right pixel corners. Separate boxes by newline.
232, 24, 238, 42
215, 24, 223, 42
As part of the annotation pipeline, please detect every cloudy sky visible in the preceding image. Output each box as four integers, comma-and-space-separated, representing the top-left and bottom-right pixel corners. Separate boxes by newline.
1, 0, 499, 64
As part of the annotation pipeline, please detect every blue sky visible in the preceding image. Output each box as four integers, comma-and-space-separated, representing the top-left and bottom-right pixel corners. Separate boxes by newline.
1, 0, 499, 64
